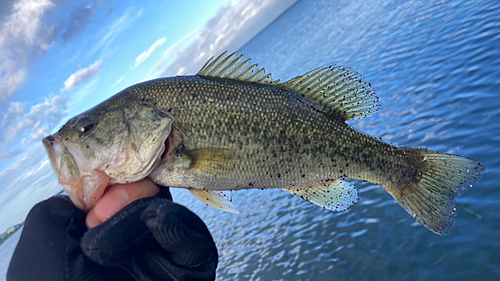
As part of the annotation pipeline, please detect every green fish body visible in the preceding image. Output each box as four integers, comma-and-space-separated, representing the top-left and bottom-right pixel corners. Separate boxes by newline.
43, 52, 485, 235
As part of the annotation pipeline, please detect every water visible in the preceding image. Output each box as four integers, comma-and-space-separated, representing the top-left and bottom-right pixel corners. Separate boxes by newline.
0, 229, 20, 279
205, 0, 499, 280
2, 0, 500, 280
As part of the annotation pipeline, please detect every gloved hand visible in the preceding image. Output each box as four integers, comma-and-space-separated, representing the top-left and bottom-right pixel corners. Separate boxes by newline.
7, 186, 218, 281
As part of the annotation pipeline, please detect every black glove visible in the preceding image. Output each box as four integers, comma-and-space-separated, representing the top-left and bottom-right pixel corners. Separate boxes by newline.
7, 187, 218, 281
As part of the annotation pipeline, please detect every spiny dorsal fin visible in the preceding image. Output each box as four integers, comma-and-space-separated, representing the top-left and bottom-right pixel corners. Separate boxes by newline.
283, 179, 358, 212
197, 51, 280, 85
283, 65, 379, 120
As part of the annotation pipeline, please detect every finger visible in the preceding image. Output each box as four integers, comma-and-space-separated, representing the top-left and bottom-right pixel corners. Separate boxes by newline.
82, 197, 163, 266
141, 201, 218, 267
86, 178, 159, 229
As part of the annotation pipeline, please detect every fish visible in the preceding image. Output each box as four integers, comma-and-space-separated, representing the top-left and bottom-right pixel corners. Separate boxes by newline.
43, 51, 485, 235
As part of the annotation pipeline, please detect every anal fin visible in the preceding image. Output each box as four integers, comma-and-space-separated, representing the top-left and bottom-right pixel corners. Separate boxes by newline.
189, 189, 239, 213
283, 179, 358, 211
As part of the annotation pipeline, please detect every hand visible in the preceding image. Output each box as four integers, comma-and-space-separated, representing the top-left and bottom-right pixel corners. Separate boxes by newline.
85, 178, 160, 228
7, 180, 218, 281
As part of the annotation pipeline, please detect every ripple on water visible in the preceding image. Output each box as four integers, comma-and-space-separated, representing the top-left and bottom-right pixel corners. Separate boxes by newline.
165, 0, 500, 279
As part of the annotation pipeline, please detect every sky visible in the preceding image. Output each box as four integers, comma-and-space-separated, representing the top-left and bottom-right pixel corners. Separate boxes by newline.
0, 0, 298, 233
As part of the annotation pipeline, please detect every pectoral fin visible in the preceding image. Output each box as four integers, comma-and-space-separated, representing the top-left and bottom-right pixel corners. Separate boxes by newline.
283, 179, 358, 211
189, 189, 239, 213
187, 148, 236, 173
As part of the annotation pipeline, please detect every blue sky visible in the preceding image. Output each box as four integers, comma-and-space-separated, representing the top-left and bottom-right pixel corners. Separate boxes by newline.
0, 0, 297, 233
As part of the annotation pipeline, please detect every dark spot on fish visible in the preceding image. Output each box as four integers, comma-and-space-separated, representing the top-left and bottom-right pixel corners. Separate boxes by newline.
248, 182, 253, 187
302, 174, 305, 178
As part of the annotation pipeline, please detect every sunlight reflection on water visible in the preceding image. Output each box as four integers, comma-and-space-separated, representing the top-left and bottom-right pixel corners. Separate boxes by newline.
1, 0, 499, 280
185, 0, 500, 280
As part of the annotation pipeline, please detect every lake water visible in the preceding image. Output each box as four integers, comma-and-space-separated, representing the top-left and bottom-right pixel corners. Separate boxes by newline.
2, 0, 500, 280
209, 0, 500, 280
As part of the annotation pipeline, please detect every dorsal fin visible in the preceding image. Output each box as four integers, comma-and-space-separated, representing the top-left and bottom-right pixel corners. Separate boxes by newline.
198, 52, 378, 120
282, 65, 379, 120
197, 51, 280, 85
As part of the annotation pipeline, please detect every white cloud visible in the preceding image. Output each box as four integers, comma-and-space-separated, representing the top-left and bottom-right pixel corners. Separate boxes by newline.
0, 148, 23, 160
0, 95, 68, 151
112, 76, 125, 88
87, 7, 143, 59
0, 69, 28, 100
0, 0, 57, 101
0, 151, 62, 233
145, 29, 200, 80
62, 60, 103, 92
61, 0, 100, 42
152, 0, 297, 78
2, 0, 54, 44
0, 145, 47, 188
135, 37, 167, 67
0, 96, 68, 228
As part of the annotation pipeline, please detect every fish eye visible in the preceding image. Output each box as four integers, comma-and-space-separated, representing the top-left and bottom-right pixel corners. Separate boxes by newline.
75, 115, 95, 135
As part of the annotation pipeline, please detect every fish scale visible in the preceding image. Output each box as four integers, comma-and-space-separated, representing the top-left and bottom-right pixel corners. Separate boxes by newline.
136, 76, 416, 194
43, 52, 485, 235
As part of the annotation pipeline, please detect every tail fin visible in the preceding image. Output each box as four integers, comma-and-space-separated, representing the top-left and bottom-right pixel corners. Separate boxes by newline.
388, 149, 485, 235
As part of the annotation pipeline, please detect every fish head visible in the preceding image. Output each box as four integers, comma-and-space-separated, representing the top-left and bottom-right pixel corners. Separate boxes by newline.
43, 102, 173, 212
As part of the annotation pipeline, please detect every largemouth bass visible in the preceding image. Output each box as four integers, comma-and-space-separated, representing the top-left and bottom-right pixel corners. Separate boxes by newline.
43, 52, 485, 235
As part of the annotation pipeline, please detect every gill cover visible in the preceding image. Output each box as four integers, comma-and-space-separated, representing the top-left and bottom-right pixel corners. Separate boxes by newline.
43, 103, 173, 211
105, 103, 174, 183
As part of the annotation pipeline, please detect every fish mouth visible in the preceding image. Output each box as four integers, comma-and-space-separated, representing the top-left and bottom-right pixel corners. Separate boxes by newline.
43, 131, 172, 212
43, 135, 111, 212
